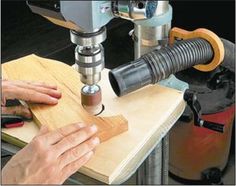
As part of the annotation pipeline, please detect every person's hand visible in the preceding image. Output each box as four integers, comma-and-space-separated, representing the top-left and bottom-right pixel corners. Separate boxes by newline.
2, 123, 100, 184
1, 79, 61, 119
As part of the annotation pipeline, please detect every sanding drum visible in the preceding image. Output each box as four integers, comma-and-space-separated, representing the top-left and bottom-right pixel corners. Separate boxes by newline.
81, 85, 103, 115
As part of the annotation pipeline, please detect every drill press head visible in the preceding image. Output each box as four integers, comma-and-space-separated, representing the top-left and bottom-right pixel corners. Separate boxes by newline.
27, 0, 158, 114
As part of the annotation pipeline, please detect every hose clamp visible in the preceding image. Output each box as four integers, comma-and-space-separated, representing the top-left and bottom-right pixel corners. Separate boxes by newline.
169, 27, 225, 72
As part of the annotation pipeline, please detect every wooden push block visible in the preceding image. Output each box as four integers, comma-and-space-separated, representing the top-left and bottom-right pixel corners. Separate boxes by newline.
2, 55, 128, 142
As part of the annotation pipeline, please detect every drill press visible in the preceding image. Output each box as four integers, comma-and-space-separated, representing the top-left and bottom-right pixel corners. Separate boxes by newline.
26, 1, 230, 184
27, 0, 161, 115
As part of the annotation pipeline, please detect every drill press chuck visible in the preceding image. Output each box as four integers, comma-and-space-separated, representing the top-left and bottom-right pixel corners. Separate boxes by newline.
70, 27, 106, 86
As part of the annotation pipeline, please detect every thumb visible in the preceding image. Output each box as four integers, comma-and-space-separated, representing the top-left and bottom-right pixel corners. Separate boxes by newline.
1, 105, 32, 119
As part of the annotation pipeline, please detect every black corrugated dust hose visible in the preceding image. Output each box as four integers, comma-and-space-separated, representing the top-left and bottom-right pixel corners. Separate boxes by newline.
220, 38, 235, 72
109, 38, 235, 97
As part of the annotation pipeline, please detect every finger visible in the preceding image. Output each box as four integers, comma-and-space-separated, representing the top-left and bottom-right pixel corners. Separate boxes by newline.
28, 81, 58, 90
62, 151, 93, 180
13, 80, 58, 90
29, 86, 61, 99
54, 124, 98, 155
32, 125, 49, 141
1, 106, 32, 119
59, 136, 99, 167
5, 86, 59, 105
44, 123, 87, 145
11, 81, 61, 99
38, 125, 49, 136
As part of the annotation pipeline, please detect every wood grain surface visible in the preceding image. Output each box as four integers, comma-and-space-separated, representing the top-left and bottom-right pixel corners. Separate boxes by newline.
2, 55, 128, 142
2, 55, 186, 184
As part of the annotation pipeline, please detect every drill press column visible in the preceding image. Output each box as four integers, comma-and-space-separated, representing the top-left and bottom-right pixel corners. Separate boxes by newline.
132, 1, 172, 184
133, 1, 172, 59
70, 27, 106, 115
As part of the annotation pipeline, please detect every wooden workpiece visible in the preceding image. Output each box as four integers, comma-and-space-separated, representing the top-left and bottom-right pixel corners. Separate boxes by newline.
2, 55, 186, 184
2, 55, 128, 142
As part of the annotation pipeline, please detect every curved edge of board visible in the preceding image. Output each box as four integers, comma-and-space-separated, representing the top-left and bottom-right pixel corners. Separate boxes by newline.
2, 54, 129, 142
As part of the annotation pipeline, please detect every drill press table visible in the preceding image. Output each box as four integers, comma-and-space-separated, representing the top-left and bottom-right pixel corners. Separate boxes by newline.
2, 55, 185, 184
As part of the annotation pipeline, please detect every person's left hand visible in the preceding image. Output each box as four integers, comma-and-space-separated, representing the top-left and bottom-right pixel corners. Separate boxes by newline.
2, 79, 62, 119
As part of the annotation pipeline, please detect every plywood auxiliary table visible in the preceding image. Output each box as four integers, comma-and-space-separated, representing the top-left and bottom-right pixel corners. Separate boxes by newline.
2, 55, 185, 184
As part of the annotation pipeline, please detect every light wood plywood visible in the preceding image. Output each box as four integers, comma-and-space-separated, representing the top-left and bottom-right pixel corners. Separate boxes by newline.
2, 55, 186, 184
2, 55, 128, 142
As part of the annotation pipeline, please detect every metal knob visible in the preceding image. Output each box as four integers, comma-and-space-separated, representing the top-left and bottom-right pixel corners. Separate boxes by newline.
112, 0, 158, 20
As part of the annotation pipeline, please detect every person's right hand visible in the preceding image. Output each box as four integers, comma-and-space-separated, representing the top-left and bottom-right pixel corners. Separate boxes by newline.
1, 123, 100, 184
